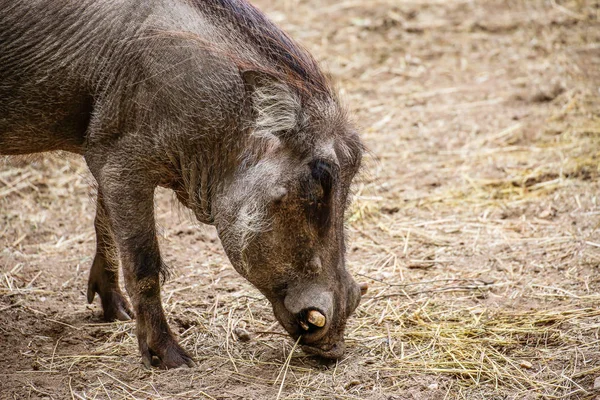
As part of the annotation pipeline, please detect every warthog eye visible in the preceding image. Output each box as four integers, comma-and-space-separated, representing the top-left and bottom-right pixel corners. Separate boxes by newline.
304, 160, 337, 230
310, 160, 334, 198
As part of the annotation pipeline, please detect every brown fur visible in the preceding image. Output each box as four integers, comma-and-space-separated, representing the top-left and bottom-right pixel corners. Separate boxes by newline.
0, 0, 364, 367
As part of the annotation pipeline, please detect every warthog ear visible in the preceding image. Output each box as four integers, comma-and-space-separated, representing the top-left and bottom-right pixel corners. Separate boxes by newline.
241, 70, 301, 140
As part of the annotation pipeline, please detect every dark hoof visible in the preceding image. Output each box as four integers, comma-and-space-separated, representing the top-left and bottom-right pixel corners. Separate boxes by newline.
87, 283, 134, 322
103, 294, 134, 322
140, 338, 195, 369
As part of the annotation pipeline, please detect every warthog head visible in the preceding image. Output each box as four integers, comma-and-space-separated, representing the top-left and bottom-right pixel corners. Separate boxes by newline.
214, 70, 365, 359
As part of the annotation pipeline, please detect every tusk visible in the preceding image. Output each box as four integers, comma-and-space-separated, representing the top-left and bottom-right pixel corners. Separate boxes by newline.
307, 310, 326, 328
299, 320, 310, 331
359, 282, 369, 295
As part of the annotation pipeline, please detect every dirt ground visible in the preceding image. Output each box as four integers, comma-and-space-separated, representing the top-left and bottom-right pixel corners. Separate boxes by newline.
1, 0, 599, 399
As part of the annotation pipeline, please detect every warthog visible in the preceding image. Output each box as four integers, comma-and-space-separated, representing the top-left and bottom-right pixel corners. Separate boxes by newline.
0, 0, 367, 368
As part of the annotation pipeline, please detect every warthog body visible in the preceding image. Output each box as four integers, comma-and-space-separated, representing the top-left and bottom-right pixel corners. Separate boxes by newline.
0, 0, 365, 367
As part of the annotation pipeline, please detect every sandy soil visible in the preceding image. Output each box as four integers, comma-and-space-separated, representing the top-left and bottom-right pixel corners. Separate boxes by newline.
1, 0, 599, 399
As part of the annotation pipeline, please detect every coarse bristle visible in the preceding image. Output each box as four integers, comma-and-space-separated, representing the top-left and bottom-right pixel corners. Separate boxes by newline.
1, 0, 599, 399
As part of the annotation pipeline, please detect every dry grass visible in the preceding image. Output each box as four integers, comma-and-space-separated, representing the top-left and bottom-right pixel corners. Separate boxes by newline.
1, 0, 600, 399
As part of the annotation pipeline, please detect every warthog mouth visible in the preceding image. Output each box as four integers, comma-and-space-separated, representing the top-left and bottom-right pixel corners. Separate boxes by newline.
301, 340, 346, 359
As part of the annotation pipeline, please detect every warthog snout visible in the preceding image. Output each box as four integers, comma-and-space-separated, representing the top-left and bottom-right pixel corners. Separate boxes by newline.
270, 278, 365, 359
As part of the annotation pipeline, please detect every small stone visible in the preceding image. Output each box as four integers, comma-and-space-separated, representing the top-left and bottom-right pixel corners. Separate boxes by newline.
538, 206, 556, 219
593, 376, 600, 390
530, 82, 565, 103
233, 327, 251, 342
520, 360, 533, 369
344, 380, 361, 389
428, 383, 439, 390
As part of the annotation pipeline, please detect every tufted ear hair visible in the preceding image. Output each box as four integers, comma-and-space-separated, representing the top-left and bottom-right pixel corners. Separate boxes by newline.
241, 70, 301, 140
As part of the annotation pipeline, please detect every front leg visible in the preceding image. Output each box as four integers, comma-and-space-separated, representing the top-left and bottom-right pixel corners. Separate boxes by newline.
88, 156, 194, 369
87, 188, 133, 321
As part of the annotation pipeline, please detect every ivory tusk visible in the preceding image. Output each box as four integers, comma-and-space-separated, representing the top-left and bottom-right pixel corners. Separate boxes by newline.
307, 310, 326, 327
359, 282, 369, 295
299, 320, 310, 331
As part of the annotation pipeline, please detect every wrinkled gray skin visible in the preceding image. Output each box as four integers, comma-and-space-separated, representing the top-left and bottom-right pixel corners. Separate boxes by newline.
0, 0, 365, 368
